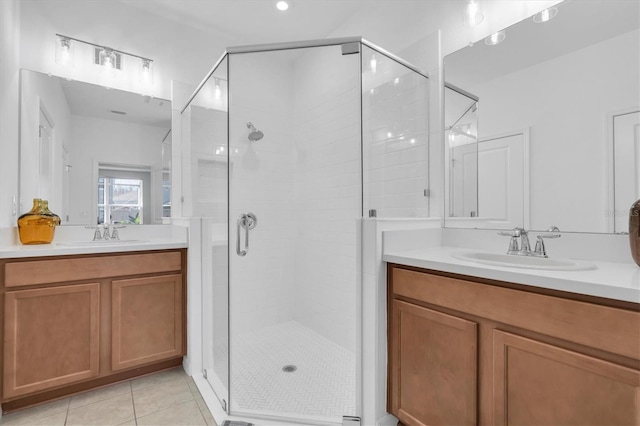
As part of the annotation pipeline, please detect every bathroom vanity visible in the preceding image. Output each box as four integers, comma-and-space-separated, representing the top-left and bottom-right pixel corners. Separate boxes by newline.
386, 259, 639, 426
0, 236, 187, 412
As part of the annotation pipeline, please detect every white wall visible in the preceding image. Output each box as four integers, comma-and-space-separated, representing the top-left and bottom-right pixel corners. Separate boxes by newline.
468, 29, 640, 232
68, 115, 166, 225
0, 0, 21, 230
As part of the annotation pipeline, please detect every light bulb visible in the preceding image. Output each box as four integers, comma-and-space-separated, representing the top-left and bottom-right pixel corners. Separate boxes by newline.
55, 36, 74, 67
275, 1, 289, 11
464, 0, 484, 27
141, 60, 151, 83
60, 43, 70, 65
214, 79, 221, 99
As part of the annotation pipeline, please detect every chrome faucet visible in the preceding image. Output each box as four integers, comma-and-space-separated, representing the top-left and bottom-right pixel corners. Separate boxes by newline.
498, 226, 561, 257
498, 227, 530, 255
92, 226, 102, 241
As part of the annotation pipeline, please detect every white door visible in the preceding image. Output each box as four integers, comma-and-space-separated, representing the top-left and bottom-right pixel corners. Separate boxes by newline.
613, 110, 640, 233
478, 131, 527, 229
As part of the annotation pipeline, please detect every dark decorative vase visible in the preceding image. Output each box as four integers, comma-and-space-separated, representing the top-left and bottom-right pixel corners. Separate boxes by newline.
631, 199, 640, 266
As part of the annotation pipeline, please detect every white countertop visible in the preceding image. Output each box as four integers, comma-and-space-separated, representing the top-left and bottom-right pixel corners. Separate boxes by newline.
384, 246, 640, 304
0, 239, 188, 259
0, 225, 188, 259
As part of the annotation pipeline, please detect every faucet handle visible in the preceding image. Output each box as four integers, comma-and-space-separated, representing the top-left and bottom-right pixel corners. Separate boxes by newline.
497, 227, 522, 237
539, 226, 561, 239
534, 228, 561, 257
92, 226, 102, 241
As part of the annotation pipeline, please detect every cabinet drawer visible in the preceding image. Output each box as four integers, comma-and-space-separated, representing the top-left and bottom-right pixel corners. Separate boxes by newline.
391, 266, 640, 360
4, 252, 182, 287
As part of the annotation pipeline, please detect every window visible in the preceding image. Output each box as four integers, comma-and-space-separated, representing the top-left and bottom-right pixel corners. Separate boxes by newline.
98, 177, 143, 224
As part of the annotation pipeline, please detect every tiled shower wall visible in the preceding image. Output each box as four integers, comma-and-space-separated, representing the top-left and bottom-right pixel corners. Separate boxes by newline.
291, 46, 361, 353
362, 46, 430, 218
228, 51, 297, 336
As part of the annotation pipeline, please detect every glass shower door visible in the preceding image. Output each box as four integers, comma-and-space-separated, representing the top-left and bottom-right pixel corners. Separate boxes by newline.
227, 44, 361, 423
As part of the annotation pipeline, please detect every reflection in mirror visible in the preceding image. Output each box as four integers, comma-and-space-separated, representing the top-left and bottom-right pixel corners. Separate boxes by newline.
444, 83, 478, 219
444, 0, 640, 233
19, 69, 171, 225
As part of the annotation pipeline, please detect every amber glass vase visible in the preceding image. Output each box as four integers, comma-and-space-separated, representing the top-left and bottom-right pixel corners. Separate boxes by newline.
17, 199, 58, 245
631, 199, 640, 267
41, 200, 61, 226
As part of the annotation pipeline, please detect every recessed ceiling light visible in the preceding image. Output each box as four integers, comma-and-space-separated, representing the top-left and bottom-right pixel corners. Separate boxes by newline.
275, 1, 289, 11
485, 30, 506, 46
533, 7, 558, 23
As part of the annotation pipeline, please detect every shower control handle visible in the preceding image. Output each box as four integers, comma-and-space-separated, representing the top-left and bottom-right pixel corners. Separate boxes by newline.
236, 212, 257, 257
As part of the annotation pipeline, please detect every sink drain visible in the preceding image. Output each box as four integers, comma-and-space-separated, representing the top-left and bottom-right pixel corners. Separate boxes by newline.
282, 364, 297, 373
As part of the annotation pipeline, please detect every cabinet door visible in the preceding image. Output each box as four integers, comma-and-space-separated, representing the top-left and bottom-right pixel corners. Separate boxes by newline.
3, 283, 100, 398
389, 299, 478, 426
493, 330, 640, 425
111, 274, 183, 371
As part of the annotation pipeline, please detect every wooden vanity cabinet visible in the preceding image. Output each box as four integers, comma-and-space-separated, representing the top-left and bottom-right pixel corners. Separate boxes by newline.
387, 264, 640, 426
0, 249, 187, 409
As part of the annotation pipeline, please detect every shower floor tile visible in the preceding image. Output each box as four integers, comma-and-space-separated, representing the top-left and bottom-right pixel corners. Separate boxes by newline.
221, 321, 356, 420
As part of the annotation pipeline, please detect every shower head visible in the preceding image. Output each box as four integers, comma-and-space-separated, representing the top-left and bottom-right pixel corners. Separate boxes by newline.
246, 122, 264, 142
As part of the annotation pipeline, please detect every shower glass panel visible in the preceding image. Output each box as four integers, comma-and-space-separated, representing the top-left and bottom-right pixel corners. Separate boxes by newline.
182, 55, 230, 408
362, 45, 430, 218
227, 44, 360, 423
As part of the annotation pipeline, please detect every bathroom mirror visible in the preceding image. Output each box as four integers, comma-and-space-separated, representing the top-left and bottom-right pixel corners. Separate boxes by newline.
444, 0, 640, 233
19, 69, 172, 225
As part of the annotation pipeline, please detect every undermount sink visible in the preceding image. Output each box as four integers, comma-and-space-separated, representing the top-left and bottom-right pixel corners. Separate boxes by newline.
451, 251, 597, 271
56, 239, 149, 247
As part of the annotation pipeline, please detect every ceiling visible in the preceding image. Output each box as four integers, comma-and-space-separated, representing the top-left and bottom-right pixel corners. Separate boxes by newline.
60, 77, 171, 128
118, 0, 400, 47
445, 0, 640, 89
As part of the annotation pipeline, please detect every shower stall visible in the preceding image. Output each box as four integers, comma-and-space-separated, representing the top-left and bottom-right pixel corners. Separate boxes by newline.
180, 37, 429, 425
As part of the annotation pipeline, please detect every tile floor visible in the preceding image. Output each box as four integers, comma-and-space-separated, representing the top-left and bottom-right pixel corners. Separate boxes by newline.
0, 367, 216, 426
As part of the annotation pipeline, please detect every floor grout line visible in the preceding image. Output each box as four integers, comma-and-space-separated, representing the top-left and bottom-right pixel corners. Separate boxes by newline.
63, 397, 71, 426
129, 380, 138, 426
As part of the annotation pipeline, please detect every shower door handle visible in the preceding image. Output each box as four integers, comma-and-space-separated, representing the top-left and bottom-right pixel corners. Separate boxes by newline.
236, 212, 257, 257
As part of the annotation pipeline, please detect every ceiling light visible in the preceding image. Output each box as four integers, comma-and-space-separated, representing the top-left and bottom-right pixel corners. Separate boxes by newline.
485, 30, 506, 46
275, 1, 289, 11
55, 36, 73, 67
533, 7, 558, 23
464, 0, 484, 27
55, 33, 154, 91
214, 78, 221, 99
